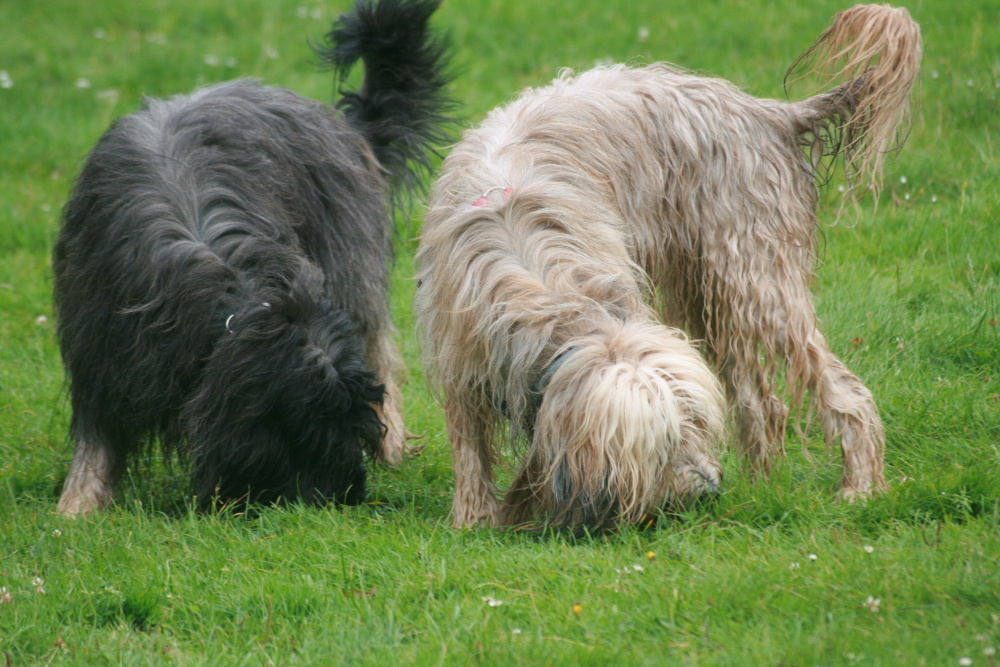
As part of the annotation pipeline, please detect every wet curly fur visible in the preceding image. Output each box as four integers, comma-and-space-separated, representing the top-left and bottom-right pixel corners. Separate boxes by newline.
55, 0, 454, 515
416, 5, 921, 532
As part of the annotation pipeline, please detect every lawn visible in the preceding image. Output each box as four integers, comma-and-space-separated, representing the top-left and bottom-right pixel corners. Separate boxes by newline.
1, 0, 998, 664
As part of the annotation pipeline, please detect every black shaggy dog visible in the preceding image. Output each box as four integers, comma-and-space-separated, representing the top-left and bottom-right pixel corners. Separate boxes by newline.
54, 0, 453, 515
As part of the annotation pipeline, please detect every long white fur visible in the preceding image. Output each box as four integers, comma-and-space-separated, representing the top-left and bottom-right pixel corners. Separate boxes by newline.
417, 4, 921, 530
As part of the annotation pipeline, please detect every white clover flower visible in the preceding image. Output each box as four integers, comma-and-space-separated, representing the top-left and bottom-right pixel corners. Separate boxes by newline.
481, 596, 503, 607
983, 647, 995, 657
32, 577, 43, 587
864, 595, 880, 612
900, 176, 907, 184
631, 564, 644, 572
959, 657, 972, 666
75, 78, 91, 89
637, 27, 650, 42
931, 195, 938, 203
52, 529, 63, 537
512, 628, 522, 635
931, 70, 939, 79
36, 315, 48, 325
225, 57, 237, 68
264, 45, 279, 60
204, 54, 220, 67
0, 71, 13, 89
863, 545, 874, 553
808, 553, 818, 561
789, 562, 800, 570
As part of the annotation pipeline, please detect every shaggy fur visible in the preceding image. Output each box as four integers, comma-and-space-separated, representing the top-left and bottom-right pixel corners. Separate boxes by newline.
55, 0, 453, 515
416, 4, 921, 532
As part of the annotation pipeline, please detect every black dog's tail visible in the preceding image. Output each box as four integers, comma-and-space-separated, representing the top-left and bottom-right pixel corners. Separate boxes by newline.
317, 0, 455, 195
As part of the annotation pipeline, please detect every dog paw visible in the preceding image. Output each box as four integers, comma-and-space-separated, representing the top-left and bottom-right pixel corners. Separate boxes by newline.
452, 514, 498, 529
56, 491, 105, 518
452, 501, 500, 529
376, 433, 405, 466
377, 430, 426, 466
834, 476, 886, 503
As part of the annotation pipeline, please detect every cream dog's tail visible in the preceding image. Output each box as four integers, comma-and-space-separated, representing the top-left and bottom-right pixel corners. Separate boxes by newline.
788, 4, 922, 198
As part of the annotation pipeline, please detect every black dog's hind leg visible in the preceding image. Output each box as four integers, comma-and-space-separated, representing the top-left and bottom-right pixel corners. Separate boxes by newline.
57, 427, 125, 516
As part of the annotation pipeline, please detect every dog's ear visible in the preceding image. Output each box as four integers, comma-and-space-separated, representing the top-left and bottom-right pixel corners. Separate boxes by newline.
281, 338, 386, 462
284, 348, 385, 420
299, 307, 385, 409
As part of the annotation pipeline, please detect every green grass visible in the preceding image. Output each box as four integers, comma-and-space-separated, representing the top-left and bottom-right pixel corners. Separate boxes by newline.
2, 0, 999, 664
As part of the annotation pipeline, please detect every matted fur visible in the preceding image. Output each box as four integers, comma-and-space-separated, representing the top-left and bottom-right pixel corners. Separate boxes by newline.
416, 4, 920, 531
55, 0, 454, 515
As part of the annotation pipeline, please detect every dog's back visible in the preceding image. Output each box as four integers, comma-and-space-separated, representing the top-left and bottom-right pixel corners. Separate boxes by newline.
106, 81, 393, 336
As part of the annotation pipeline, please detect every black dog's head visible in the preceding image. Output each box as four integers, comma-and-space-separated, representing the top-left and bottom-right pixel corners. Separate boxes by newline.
183, 281, 385, 509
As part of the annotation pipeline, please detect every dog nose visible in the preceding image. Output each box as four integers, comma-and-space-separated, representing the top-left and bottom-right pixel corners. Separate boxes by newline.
691, 466, 722, 499
672, 456, 723, 507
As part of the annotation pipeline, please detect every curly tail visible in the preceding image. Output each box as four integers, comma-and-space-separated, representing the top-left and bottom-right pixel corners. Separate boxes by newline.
316, 0, 455, 195
787, 4, 921, 198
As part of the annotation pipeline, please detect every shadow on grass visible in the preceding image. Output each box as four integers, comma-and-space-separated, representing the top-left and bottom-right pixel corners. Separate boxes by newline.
28, 450, 427, 521
92, 589, 164, 632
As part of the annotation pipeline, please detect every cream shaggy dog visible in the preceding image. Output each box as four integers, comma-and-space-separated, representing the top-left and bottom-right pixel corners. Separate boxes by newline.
416, 5, 921, 531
